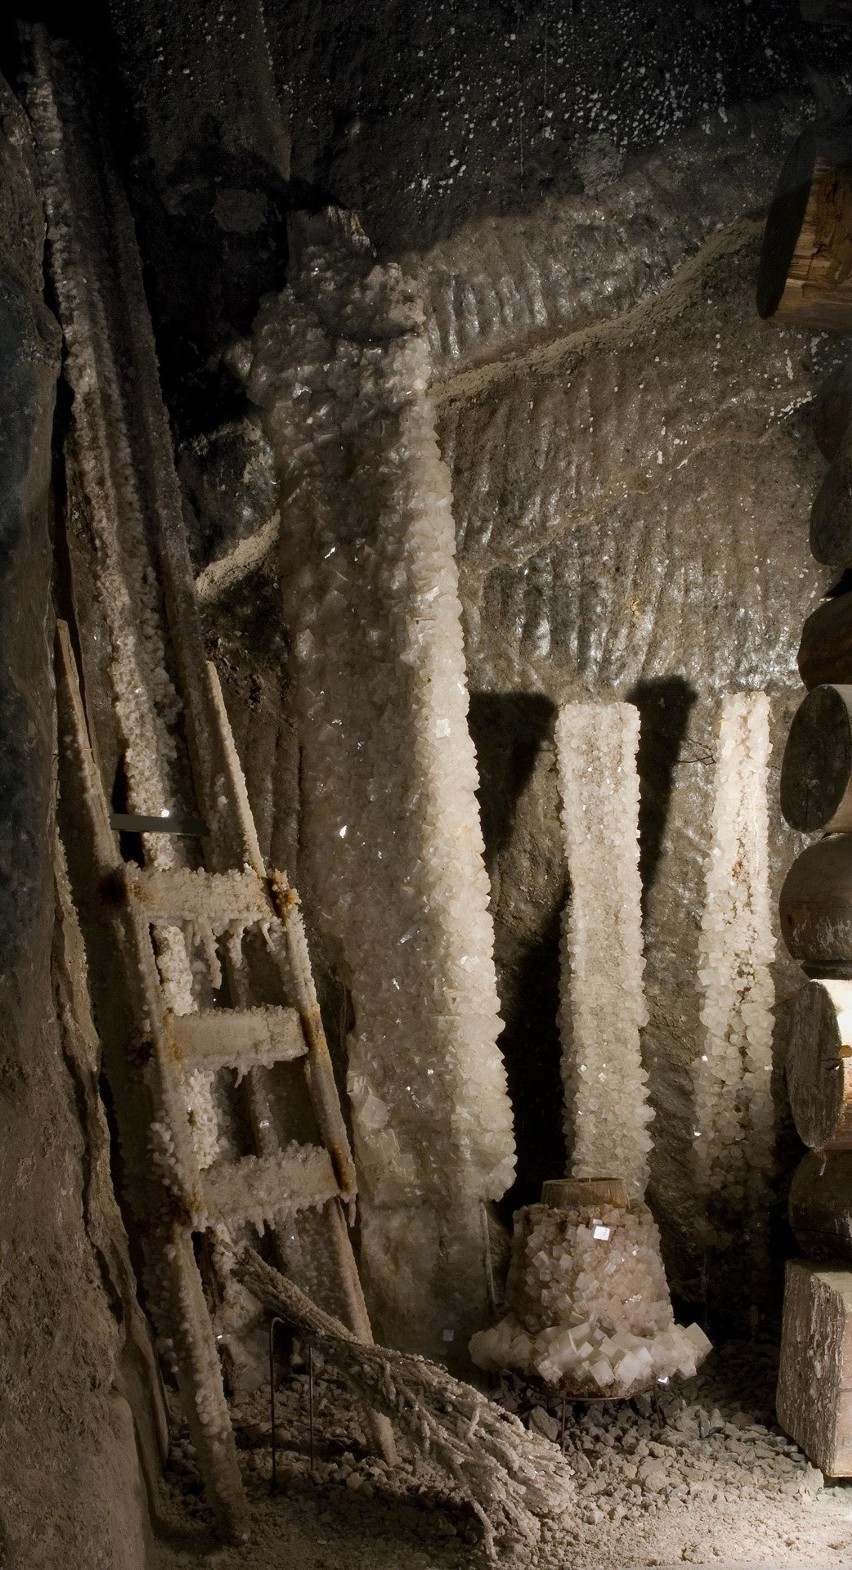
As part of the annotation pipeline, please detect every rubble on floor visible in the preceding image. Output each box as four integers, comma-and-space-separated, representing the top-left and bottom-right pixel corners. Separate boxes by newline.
151, 1342, 852, 1570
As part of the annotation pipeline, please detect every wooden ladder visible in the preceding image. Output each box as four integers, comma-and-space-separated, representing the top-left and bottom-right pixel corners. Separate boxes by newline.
31, 29, 395, 1540
57, 621, 394, 1538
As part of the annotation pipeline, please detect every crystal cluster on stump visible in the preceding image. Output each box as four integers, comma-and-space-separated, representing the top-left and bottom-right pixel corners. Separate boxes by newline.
471, 1180, 710, 1396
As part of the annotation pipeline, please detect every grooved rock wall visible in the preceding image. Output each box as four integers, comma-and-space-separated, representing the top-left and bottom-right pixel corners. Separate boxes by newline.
430, 200, 838, 1319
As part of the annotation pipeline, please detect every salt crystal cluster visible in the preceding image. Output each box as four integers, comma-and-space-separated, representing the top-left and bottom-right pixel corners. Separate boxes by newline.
245, 209, 515, 1356
470, 1202, 711, 1396
555, 704, 653, 1199
693, 693, 775, 1231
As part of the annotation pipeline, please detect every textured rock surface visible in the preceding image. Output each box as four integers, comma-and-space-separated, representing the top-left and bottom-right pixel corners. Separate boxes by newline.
0, 76, 149, 1570
438, 216, 838, 1318
99, 0, 852, 1340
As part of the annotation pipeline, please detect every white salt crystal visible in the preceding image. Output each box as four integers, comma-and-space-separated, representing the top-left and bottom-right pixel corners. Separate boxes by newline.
693, 694, 775, 1233
245, 211, 515, 1355
555, 704, 652, 1198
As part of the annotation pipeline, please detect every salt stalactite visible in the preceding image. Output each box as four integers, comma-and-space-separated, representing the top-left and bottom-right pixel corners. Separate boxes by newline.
245, 210, 516, 1358
693, 692, 776, 1235
470, 1201, 711, 1395
555, 704, 653, 1199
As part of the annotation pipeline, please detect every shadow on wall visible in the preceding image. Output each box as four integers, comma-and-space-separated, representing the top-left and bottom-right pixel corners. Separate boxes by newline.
468, 691, 566, 1210
627, 675, 698, 920
469, 679, 699, 1218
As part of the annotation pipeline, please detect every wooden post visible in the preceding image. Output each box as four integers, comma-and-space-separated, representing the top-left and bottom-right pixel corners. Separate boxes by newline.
777, 1260, 852, 1477
785, 978, 852, 1149
781, 684, 852, 831
798, 592, 852, 689
790, 1151, 852, 1261
540, 1177, 630, 1210
757, 127, 852, 332
779, 834, 852, 973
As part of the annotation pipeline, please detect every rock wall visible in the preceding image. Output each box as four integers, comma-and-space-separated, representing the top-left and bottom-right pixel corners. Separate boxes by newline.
0, 74, 152, 1569
433, 208, 837, 1320
100, 0, 852, 1336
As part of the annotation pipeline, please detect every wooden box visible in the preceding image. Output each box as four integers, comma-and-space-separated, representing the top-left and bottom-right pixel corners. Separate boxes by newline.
777, 1259, 852, 1477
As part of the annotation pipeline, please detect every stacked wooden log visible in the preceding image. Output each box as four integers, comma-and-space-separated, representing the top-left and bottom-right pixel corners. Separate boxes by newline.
761, 121, 852, 1478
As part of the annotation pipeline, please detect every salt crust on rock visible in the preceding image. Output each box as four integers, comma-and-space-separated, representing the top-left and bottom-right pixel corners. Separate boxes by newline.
245, 211, 515, 1355
555, 703, 652, 1198
693, 693, 775, 1234
471, 1202, 710, 1397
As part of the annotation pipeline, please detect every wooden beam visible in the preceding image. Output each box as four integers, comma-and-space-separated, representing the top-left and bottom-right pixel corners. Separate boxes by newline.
781, 683, 852, 831
790, 1151, 852, 1261
785, 978, 852, 1149
777, 1259, 852, 1477
757, 126, 852, 332
779, 833, 852, 974
798, 591, 852, 689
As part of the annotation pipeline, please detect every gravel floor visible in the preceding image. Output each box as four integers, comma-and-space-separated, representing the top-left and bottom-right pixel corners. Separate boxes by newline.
151, 1340, 852, 1569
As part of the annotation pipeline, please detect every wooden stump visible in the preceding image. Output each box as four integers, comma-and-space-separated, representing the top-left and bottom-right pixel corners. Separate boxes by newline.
777, 1259, 852, 1477
779, 835, 852, 973
781, 685, 852, 831
790, 1151, 852, 1261
540, 1177, 629, 1210
757, 127, 852, 331
786, 979, 852, 1149
799, 591, 852, 689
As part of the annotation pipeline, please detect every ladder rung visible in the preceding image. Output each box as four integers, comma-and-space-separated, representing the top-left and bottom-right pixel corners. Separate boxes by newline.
125, 866, 271, 926
195, 1146, 340, 1230
168, 1006, 306, 1075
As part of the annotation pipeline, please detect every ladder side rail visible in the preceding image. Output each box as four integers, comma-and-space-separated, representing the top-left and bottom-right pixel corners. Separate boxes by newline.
55, 620, 248, 1538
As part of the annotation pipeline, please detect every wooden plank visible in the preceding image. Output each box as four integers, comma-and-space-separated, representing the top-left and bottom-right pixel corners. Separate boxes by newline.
167, 1005, 306, 1074
786, 979, 852, 1148
779, 834, 852, 974
197, 1146, 339, 1229
757, 127, 852, 331
777, 1259, 852, 1477
125, 864, 270, 926
799, 592, 852, 689
790, 1151, 852, 1261
781, 684, 852, 831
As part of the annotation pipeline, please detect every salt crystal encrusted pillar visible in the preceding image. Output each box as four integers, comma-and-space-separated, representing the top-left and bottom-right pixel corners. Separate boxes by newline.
555, 703, 653, 1199
245, 211, 515, 1359
693, 692, 775, 1238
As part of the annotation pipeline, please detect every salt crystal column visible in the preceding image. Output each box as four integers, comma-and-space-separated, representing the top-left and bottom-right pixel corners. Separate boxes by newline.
693, 692, 775, 1235
555, 704, 653, 1199
245, 211, 515, 1359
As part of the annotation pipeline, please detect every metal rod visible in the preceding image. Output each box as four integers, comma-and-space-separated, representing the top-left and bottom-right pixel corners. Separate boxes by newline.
269, 1315, 285, 1493
308, 1340, 315, 1472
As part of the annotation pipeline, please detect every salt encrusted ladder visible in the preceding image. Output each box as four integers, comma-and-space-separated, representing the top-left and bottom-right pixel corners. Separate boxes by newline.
56, 624, 393, 1537
32, 28, 394, 1541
